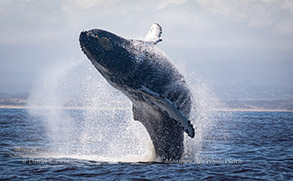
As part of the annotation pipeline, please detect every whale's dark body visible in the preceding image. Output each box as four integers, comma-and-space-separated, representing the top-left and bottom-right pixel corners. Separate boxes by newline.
79, 27, 195, 161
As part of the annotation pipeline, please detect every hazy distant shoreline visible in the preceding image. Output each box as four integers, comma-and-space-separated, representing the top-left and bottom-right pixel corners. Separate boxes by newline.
1, 92, 293, 112
1, 105, 292, 112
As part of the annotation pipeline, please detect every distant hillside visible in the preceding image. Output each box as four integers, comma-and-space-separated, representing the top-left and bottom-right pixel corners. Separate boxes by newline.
0, 92, 29, 106
0, 92, 29, 99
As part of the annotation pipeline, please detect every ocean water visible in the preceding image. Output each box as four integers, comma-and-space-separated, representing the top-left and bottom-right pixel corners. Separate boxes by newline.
0, 108, 292, 180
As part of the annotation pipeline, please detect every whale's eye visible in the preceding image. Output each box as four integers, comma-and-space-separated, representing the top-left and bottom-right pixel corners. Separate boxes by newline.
99, 37, 113, 51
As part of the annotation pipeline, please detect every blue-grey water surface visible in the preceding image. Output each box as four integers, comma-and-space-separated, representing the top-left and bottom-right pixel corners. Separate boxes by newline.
0, 108, 292, 180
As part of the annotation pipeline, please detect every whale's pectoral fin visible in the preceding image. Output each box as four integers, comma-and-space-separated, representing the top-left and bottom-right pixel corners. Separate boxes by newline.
145, 23, 162, 45
139, 86, 195, 138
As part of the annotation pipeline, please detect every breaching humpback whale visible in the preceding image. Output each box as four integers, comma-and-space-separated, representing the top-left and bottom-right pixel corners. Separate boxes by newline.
79, 24, 195, 161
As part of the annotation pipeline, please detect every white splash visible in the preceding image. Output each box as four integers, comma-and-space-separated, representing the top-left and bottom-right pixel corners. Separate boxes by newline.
27, 59, 154, 162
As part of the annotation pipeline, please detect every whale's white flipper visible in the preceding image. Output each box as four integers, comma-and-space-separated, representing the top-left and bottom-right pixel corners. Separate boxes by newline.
145, 23, 162, 44
139, 86, 195, 138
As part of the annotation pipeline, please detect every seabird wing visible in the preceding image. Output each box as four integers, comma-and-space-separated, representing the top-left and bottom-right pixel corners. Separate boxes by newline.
145, 23, 162, 44
139, 86, 195, 138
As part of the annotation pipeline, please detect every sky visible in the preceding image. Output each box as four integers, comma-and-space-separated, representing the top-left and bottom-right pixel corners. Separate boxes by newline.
0, 0, 293, 98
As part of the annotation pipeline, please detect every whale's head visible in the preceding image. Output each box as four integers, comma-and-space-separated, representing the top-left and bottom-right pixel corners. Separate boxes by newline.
79, 29, 134, 84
